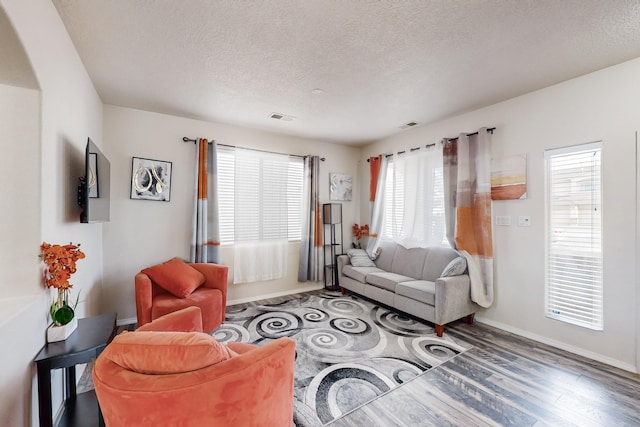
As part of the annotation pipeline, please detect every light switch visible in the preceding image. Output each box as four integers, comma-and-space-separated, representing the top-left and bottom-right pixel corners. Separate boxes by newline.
518, 216, 531, 227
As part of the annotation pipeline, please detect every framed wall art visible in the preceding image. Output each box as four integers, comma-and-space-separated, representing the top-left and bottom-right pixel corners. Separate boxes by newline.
329, 173, 352, 201
491, 154, 527, 200
130, 157, 172, 201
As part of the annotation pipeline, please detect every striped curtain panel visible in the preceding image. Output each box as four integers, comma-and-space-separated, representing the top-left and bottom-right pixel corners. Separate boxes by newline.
366, 155, 388, 258
298, 156, 322, 281
443, 128, 493, 307
190, 138, 221, 264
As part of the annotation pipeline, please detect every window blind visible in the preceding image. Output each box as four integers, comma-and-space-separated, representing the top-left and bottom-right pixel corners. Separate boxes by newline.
217, 146, 303, 245
382, 160, 405, 239
545, 142, 603, 330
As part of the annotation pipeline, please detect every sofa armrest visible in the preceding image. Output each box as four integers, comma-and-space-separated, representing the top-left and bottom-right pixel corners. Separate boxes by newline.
135, 272, 154, 328
137, 306, 204, 332
191, 263, 228, 292
434, 275, 477, 325
191, 263, 229, 324
337, 254, 350, 279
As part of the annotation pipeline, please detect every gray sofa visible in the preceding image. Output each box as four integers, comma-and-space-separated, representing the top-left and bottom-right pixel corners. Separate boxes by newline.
337, 240, 477, 336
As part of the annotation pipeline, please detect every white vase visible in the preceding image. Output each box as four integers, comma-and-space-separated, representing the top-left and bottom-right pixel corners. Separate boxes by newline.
47, 317, 78, 343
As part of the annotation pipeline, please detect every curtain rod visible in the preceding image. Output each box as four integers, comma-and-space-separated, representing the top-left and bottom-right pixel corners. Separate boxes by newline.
366, 127, 496, 162
182, 137, 325, 161
447, 127, 495, 142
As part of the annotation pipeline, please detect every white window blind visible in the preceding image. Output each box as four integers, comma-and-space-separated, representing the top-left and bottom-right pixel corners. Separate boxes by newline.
545, 142, 603, 330
382, 160, 405, 239
217, 146, 303, 245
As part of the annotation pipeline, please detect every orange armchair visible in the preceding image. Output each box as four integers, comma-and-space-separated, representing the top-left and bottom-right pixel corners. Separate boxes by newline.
94, 307, 296, 427
135, 258, 228, 333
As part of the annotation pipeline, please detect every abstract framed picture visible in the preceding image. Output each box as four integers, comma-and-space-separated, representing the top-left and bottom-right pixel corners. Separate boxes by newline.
329, 173, 352, 201
491, 154, 527, 200
130, 157, 172, 201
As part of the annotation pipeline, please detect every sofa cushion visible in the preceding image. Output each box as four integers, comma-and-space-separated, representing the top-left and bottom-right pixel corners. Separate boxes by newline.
347, 249, 376, 267
366, 272, 413, 292
396, 280, 436, 305
390, 246, 427, 278
142, 257, 205, 298
373, 240, 398, 272
422, 246, 460, 281
441, 256, 467, 277
342, 265, 383, 283
106, 331, 238, 375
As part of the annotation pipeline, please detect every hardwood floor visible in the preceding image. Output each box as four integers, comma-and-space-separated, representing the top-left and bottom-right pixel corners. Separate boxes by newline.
227, 290, 640, 426
328, 320, 640, 427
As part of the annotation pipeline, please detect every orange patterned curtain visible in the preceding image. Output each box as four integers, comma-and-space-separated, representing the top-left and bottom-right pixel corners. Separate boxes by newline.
443, 128, 494, 307
298, 155, 322, 281
366, 155, 388, 258
190, 138, 221, 264
369, 155, 382, 202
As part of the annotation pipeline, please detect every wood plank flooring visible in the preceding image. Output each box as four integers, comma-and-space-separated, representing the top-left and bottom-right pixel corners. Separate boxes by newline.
328, 320, 640, 427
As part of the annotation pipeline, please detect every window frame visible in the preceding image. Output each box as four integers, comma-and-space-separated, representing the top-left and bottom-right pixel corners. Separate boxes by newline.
544, 141, 603, 331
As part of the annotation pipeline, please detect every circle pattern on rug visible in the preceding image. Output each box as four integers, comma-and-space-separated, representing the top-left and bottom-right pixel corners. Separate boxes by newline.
217, 293, 471, 426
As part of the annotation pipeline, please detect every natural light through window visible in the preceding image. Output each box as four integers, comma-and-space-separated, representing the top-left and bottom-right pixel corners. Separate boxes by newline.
381, 148, 448, 246
545, 142, 603, 330
217, 146, 303, 245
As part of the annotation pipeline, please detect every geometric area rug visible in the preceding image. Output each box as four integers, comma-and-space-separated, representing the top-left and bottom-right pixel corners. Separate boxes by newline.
213, 291, 472, 426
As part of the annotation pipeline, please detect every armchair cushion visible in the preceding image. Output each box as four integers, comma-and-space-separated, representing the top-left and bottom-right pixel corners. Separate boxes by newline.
107, 331, 238, 375
141, 257, 205, 298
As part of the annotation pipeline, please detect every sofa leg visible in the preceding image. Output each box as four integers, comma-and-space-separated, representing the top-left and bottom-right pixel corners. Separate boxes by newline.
466, 313, 475, 325
340, 287, 346, 295
435, 324, 445, 337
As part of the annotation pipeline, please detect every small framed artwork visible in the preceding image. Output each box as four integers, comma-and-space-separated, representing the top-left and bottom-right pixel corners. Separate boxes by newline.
130, 157, 172, 201
329, 173, 352, 201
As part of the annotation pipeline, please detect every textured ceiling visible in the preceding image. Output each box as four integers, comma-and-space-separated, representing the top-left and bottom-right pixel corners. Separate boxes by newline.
51, 0, 640, 145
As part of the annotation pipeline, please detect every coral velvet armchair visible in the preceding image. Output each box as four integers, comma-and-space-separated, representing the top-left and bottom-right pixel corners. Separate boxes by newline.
135, 258, 228, 333
93, 307, 296, 427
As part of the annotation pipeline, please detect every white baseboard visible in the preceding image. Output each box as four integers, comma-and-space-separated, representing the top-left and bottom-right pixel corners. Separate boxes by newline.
227, 283, 324, 306
118, 284, 326, 327
476, 316, 638, 373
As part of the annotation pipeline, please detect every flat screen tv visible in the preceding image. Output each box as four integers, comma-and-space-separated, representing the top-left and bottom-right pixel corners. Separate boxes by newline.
78, 138, 110, 223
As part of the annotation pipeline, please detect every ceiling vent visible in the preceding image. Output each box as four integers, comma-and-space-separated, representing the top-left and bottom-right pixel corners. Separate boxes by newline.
269, 112, 296, 122
400, 121, 419, 129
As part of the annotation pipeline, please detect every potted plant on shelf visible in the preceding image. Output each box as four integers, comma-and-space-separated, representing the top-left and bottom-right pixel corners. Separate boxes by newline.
40, 242, 85, 342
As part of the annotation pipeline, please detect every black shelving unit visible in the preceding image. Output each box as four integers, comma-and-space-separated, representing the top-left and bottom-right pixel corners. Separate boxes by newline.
323, 203, 343, 291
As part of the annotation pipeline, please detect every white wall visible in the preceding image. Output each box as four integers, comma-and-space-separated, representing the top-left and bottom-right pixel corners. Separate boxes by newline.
102, 105, 362, 321
362, 57, 640, 372
0, 84, 40, 302
0, 0, 104, 425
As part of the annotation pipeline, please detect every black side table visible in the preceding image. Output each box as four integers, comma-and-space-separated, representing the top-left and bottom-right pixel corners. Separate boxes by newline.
35, 312, 117, 427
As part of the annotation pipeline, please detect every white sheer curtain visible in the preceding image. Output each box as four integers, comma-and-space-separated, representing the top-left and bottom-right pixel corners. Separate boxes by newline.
384, 147, 446, 248
233, 148, 289, 284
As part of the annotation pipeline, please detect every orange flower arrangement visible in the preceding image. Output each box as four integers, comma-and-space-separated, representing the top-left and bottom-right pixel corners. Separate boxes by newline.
40, 242, 85, 326
352, 224, 369, 249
